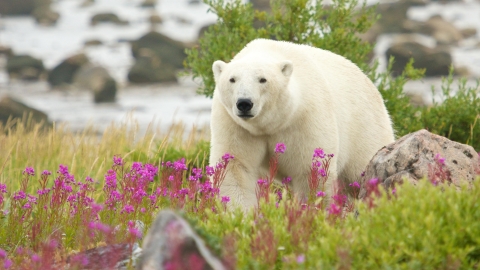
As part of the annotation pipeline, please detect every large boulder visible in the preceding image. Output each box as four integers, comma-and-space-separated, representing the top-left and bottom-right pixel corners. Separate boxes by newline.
0, 95, 49, 126
359, 129, 480, 198
137, 210, 226, 270
128, 31, 187, 83
48, 53, 89, 88
130, 31, 186, 70
74, 65, 117, 103
386, 38, 452, 77
91, 12, 129, 26
127, 50, 177, 83
6, 55, 45, 81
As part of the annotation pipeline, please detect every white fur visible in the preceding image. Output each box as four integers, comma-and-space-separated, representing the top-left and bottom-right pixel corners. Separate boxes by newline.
210, 39, 395, 209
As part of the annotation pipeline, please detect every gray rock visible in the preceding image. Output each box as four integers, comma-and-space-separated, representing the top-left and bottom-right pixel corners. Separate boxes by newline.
386, 39, 452, 77
148, 14, 163, 25
74, 65, 117, 103
426, 15, 463, 45
460, 28, 477, 39
48, 53, 89, 88
128, 50, 177, 83
6, 55, 45, 81
0, 95, 49, 126
359, 129, 480, 198
137, 210, 226, 270
0, 46, 13, 57
32, 6, 60, 26
130, 31, 187, 70
80, 0, 95, 7
128, 31, 187, 84
91, 12, 129, 26
0, 0, 35, 15
402, 16, 463, 45
140, 0, 157, 8
360, 0, 428, 43
84, 39, 103, 47
376, 0, 427, 32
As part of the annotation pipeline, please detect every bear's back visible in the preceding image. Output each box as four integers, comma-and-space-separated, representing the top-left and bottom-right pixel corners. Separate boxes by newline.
235, 39, 363, 77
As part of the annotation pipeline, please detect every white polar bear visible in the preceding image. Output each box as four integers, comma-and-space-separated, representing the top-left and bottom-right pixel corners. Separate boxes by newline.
210, 39, 394, 209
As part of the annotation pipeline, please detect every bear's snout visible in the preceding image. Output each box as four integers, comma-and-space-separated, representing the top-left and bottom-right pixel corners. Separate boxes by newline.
236, 99, 253, 115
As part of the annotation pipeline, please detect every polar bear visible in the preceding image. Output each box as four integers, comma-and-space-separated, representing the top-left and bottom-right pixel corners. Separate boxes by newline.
210, 39, 394, 209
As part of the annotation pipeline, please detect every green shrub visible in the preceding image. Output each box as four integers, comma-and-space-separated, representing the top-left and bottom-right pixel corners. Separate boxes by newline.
194, 179, 480, 269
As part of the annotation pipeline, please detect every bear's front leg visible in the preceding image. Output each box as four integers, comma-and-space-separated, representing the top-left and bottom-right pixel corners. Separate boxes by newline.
209, 123, 267, 210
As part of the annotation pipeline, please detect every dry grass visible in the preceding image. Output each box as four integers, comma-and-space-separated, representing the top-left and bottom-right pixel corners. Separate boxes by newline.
0, 116, 209, 193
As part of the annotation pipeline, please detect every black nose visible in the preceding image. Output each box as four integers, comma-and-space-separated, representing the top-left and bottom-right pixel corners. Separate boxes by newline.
236, 99, 253, 113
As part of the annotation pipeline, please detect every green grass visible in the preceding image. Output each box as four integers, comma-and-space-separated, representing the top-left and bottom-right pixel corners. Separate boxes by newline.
0, 118, 479, 269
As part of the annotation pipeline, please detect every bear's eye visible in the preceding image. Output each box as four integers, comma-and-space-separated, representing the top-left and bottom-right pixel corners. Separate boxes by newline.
259, 78, 267, 83
229, 78, 235, 83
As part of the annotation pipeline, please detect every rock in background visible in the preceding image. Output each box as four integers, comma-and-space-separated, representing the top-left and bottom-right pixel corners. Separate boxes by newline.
128, 31, 187, 83
74, 65, 117, 103
0, 0, 59, 26
356, 0, 479, 77
359, 129, 480, 198
386, 38, 452, 76
6, 55, 45, 81
48, 54, 117, 103
0, 95, 49, 126
48, 53, 89, 88
90, 12, 129, 26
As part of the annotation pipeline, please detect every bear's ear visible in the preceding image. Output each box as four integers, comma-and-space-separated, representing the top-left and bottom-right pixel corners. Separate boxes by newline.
212, 61, 227, 82
280, 61, 293, 77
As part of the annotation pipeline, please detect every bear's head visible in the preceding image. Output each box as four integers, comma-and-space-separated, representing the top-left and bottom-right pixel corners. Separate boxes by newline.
212, 58, 294, 135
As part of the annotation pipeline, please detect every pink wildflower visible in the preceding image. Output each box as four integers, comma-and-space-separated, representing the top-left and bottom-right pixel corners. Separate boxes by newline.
349, 181, 360, 189
4, 258, 12, 268
313, 148, 326, 159
222, 153, 234, 162
275, 143, 286, 154
205, 166, 215, 176
23, 167, 35, 176
328, 203, 341, 216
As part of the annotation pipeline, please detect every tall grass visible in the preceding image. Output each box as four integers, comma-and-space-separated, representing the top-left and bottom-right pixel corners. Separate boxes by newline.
0, 118, 210, 193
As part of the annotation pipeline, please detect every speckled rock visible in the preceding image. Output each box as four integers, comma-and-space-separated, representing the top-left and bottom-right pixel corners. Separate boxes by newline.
359, 129, 480, 198
137, 210, 226, 270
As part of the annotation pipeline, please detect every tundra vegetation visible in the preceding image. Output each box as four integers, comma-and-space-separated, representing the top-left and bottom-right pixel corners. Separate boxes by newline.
1, 0, 480, 269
